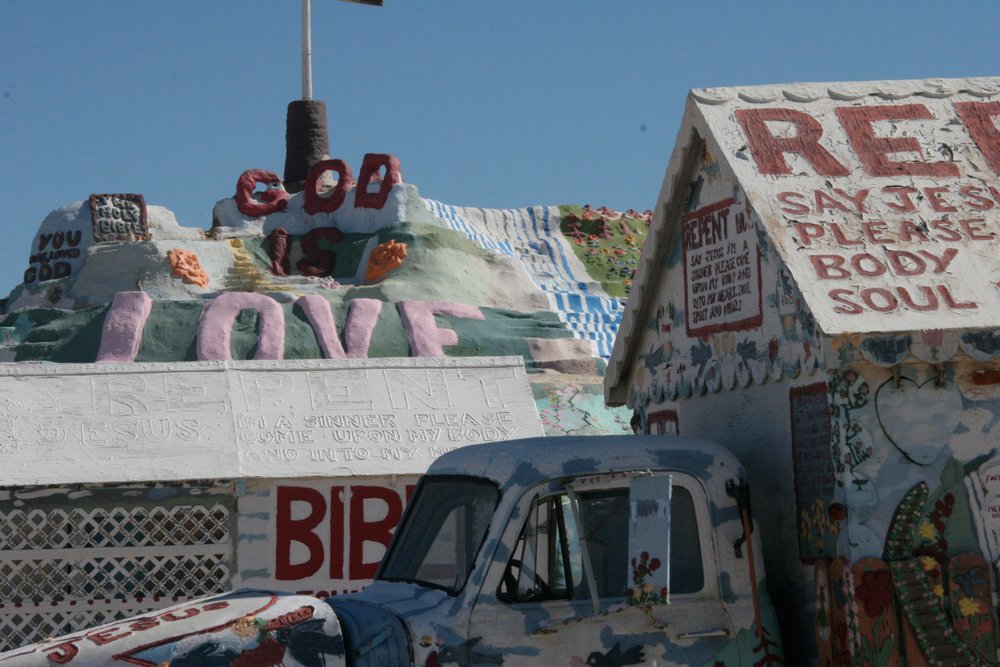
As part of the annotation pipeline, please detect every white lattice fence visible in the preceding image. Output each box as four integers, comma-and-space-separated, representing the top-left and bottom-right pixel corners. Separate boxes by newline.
0, 493, 235, 651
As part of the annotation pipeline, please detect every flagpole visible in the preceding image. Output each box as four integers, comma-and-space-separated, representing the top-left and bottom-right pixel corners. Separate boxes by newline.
288, 0, 384, 188
301, 0, 313, 100
286, 0, 327, 189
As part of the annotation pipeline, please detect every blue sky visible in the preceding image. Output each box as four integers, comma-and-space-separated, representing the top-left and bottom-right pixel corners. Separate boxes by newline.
1, 1, 996, 295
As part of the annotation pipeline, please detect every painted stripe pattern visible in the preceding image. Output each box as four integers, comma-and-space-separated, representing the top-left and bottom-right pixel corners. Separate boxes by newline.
423, 200, 623, 359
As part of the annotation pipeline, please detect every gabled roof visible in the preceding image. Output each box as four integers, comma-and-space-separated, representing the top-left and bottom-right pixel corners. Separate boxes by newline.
606, 77, 1000, 403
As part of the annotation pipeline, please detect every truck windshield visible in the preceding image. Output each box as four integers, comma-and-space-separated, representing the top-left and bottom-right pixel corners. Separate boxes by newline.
379, 477, 500, 594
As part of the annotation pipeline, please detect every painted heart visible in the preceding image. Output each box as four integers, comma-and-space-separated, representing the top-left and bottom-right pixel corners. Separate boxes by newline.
875, 375, 962, 465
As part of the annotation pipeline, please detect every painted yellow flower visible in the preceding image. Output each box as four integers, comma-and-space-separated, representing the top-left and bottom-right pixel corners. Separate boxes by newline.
231, 615, 259, 638
918, 555, 937, 571
933, 584, 944, 598
830, 334, 861, 353
918, 522, 937, 541
959, 597, 983, 617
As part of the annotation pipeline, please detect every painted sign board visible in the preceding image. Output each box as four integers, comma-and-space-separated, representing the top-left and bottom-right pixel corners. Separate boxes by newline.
236, 476, 419, 596
692, 79, 1000, 334
681, 196, 762, 336
0, 356, 541, 487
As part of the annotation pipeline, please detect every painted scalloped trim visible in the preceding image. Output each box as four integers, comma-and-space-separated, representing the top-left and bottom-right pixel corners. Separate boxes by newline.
640, 340, 818, 403
834, 331, 997, 366
691, 77, 1000, 105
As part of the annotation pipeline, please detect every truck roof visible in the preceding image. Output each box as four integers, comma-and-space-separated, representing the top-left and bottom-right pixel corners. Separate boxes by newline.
424, 434, 743, 488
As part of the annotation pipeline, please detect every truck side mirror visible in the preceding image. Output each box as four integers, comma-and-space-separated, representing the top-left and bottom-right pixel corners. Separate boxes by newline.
627, 474, 672, 607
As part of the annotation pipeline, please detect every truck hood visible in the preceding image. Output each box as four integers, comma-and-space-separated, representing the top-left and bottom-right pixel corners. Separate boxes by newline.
338, 580, 454, 618
0, 591, 346, 666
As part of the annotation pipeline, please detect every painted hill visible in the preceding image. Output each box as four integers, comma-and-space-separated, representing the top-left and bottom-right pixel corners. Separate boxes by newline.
0, 163, 649, 435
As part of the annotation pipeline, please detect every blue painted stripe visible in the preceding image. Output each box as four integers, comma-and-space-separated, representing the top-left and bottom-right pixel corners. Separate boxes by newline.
422, 199, 625, 360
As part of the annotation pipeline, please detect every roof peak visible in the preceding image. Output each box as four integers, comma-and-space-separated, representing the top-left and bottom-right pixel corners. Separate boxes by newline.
691, 76, 1000, 105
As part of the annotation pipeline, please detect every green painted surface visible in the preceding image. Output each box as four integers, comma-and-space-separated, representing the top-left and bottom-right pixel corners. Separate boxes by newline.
557, 205, 648, 298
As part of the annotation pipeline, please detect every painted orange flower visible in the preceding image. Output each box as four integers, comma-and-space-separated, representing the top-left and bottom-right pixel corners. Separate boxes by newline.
167, 249, 210, 287
365, 240, 407, 282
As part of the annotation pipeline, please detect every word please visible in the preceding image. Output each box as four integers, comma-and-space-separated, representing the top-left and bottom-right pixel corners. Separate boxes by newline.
791, 218, 994, 247
95, 291, 485, 363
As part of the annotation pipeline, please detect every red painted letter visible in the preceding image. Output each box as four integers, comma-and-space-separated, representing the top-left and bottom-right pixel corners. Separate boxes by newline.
354, 154, 403, 209
349, 486, 403, 580
735, 108, 849, 176
304, 159, 356, 215
956, 101, 1000, 175
835, 104, 959, 177
276, 486, 326, 580
235, 169, 290, 217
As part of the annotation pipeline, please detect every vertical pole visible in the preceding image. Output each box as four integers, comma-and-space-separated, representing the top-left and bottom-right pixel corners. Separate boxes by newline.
301, 0, 313, 100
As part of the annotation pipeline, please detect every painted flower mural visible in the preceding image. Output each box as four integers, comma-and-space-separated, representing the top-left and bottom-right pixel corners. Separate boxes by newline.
365, 239, 407, 282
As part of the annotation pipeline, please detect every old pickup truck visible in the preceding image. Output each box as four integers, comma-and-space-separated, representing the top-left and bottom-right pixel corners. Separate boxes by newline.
0, 435, 782, 666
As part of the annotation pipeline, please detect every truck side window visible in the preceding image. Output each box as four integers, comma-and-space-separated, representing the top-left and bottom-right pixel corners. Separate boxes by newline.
499, 495, 578, 603
669, 485, 704, 594
574, 489, 630, 599
498, 488, 631, 603
498, 482, 705, 604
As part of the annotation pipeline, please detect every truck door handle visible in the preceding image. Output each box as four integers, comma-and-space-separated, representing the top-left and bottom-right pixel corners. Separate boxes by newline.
677, 628, 730, 639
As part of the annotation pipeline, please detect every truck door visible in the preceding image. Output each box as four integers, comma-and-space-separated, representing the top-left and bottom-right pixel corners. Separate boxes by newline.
466, 472, 733, 666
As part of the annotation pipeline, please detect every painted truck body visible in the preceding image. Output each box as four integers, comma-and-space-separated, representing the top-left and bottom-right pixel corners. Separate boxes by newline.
0, 435, 783, 666
605, 77, 1000, 665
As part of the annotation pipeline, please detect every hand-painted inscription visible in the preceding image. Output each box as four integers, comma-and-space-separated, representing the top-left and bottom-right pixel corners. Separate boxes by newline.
24, 229, 82, 284
682, 197, 762, 336
791, 382, 837, 560
96, 291, 484, 363
0, 358, 541, 486
88, 194, 148, 243
725, 98, 1000, 331
780, 186, 989, 316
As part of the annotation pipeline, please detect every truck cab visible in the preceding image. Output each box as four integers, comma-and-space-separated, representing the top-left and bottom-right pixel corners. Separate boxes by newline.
0, 435, 782, 666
